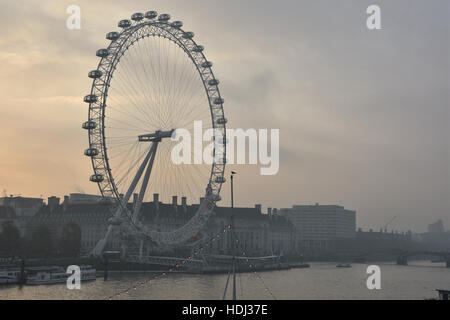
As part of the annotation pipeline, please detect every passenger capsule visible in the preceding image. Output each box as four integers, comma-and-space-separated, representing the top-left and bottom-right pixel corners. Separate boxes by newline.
96, 49, 109, 58
216, 117, 228, 125
215, 176, 226, 183
183, 32, 194, 39
158, 14, 171, 22
82, 121, 97, 130
106, 32, 120, 41
84, 148, 99, 157
201, 61, 213, 68
208, 79, 219, 86
90, 174, 104, 183
213, 97, 225, 105
145, 11, 158, 19
213, 134, 227, 144
131, 13, 144, 21
84, 94, 98, 103
88, 70, 103, 79
171, 21, 183, 28
118, 19, 131, 28
192, 45, 204, 52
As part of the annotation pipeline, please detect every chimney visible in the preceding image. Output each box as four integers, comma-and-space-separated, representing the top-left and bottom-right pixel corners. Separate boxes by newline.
267, 207, 272, 216
255, 204, 261, 214
182, 197, 187, 213
48, 196, 60, 211
273, 208, 278, 216
153, 193, 159, 210
172, 196, 178, 212
63, 195, 69, 211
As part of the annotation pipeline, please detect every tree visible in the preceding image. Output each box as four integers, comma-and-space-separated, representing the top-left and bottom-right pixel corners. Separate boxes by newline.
29, 225, 54, 258
0, 222, 21, 258
59, 222, 81, 257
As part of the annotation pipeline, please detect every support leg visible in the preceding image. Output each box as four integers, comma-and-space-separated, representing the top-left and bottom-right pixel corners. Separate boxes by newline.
139, 239, 144, 262
133, 142, 158, 223
92, 146, 154, 257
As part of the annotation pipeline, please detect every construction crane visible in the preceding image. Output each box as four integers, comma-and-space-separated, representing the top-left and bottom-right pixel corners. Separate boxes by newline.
382, 215, 398, 232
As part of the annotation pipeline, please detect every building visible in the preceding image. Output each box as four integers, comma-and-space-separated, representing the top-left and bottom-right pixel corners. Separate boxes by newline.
0, 196, 43, 217
280, 203, 356, 255
268, 212, 297, 255
26, 201, 113, 254
65, 193, 115, 205
428, 219, 445, 233
24, 194, 298, 257
415, 220, 450, 251
0, 197, 44, 236
323, 228, 416, 260
0, 206, 19, 233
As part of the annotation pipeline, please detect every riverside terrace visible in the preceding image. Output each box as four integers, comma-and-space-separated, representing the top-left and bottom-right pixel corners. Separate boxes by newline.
19, 194, 297, 258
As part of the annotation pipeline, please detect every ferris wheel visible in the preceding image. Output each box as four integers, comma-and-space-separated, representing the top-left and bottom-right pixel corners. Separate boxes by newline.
82, 11, 227, 256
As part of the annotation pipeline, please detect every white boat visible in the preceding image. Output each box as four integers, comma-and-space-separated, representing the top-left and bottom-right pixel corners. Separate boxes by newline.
79, 265, 97, 282
436, 289, 450, 300
0, 267, 22, 285
26, 265, 96, 285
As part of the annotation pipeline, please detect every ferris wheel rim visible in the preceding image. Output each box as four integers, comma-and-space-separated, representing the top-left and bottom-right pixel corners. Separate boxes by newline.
84, 14, 226, 246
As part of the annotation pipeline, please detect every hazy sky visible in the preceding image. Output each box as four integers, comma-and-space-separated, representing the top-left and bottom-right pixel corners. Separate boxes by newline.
0, 0, 448, 232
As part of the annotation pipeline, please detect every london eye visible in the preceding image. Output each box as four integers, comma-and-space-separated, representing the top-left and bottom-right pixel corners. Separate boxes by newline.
82, 11, 227, 256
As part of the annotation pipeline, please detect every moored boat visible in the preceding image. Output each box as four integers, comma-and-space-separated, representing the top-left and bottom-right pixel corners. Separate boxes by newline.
336, 263, 352, 268
436, 289, 450, 300
0, 267, 22, 285
26, 265, 96, 285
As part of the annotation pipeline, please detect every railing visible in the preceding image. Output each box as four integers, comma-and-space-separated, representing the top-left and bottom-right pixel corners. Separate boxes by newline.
126, 255, 205, 268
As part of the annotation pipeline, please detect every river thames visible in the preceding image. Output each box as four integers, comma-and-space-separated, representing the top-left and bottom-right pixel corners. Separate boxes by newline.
0, 261, 448, 300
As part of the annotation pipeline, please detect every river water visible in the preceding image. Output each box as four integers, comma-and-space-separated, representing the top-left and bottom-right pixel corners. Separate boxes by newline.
0, 261, 448, 300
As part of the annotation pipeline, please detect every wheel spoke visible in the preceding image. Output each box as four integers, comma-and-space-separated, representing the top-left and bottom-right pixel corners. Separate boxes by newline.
86, 17, 226, 251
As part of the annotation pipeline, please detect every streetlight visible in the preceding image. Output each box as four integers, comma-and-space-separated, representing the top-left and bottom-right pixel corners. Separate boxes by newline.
230, 171, 236, 208
229, 171, 237, 299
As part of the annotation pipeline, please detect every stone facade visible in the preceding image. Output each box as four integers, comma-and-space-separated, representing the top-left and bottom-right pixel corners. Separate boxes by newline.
23, 196, 297, 257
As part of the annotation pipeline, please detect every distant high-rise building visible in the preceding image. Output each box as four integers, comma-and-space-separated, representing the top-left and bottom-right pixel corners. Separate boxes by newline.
419, 219, 450, 251
428, 219, 445, 233
280, 204, 356, 252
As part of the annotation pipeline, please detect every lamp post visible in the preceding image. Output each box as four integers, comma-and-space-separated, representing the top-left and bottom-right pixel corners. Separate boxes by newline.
230, 172, 237, 299
230, 171, 236, 208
